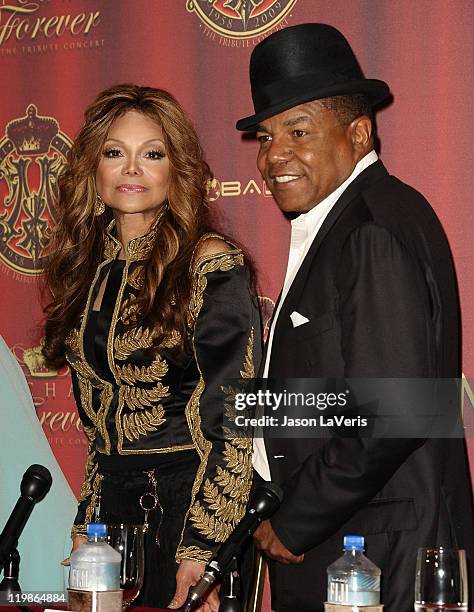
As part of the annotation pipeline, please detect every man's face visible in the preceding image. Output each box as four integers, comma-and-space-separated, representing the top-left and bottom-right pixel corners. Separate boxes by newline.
256, 101, 360, 214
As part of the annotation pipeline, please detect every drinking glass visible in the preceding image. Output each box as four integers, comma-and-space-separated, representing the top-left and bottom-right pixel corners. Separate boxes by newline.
415, 547, 468, 611
107, 524, 145, 607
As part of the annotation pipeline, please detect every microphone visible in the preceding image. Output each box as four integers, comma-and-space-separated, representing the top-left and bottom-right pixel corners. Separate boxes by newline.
181, 482, 283, 612
0, 465, 52, 570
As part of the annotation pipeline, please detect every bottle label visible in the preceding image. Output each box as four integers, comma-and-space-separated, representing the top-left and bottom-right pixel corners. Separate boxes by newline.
69, 568, 89, 590
324, 605, 384, 611
328, 576, 380, 606
69, 564, 120, 591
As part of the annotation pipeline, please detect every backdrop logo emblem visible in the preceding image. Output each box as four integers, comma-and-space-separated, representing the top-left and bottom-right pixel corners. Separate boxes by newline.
0, 105, 71, 275
187, 0, 297, 39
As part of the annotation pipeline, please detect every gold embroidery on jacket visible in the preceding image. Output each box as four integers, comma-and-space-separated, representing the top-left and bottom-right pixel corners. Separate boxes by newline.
221, 328, 255, 438
197, 251, 244, 274
188, 438, 252, 542
123, 405, 166, 441
66, 330, 114, 456
78, 453, 97, 501
66, 327, 96, 382
177, 374, 210, 554
78, 426, 97, 502
160, 329, 182, 348
222, 385, 254, 441
190, 233, 237, 270
116, 354, 168, 384
114, 326, 156, 360
185, 314, 254, 543
222, 438, 253, 479
116, 386, 194, 455
74, 438, 102, 537
122, 383, 169, 409
97, 386, 113, 454
121, 293, 141, 325
127, 265, 145, 290
74, 258, 115, 454
240, 327, 255, 378
177, 250, 253, 553
66, 327, 81, 355
188, 501, 236, 542
77, 375, 96, 425
84, 472, 102, 526
71, 524, 87, 538
176, 545, 212, 564
104, 210, 165, 263
185, 378, 208, 460
67, 354, 96, 383
126, 229, 157, 261
187, 251, 244, 326
103, 234, 119, 259
187, 274, 208, 328
114, 326, 181, 360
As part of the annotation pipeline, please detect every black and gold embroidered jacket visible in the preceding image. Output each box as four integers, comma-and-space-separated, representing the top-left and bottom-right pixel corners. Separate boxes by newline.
65, 222, 261, 563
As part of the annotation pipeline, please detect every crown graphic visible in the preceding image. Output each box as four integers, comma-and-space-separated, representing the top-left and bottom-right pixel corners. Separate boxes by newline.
7, 104, 59, 155
23, 344, 58, 378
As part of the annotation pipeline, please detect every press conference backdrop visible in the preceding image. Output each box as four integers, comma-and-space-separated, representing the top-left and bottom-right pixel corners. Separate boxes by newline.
0, 0, 473, 577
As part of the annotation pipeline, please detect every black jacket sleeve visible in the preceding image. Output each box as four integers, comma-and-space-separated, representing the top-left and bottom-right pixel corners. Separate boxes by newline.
69, 367, 101, 538
176, 249, 262, 563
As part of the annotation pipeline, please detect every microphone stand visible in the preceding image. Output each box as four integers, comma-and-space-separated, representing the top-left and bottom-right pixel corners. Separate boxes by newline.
0, 549, 30, 612
0, 548, 21, 596
245, 550, 266, 612
220, 556, 242, 612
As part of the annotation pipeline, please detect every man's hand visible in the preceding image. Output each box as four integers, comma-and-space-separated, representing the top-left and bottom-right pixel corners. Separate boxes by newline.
254, 520, 304, 564
168, 559, 220, 611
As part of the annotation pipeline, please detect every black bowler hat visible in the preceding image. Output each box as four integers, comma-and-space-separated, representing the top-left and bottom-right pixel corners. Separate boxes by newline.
236, 23, 390, 132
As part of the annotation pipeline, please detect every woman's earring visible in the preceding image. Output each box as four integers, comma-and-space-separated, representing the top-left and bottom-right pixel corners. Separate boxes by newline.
95, 194, 105, 216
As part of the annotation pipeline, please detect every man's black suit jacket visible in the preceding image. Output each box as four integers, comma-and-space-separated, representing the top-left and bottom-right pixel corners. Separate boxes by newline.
264, 160, 474, 611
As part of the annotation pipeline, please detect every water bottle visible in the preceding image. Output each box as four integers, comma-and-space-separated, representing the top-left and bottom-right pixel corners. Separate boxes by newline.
327, 534, 381, 606
69, 523, 121, 591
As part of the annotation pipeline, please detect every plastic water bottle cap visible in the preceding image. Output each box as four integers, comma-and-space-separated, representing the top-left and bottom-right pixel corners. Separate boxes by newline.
86, 522, 107, 538
343, 534, 364, 551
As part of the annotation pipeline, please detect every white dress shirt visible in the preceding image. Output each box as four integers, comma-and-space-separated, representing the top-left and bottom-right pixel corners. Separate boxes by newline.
254, 150, 379, 480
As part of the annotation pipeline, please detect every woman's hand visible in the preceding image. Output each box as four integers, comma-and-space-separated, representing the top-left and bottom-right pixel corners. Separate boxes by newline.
168, 559, 220, 611
61, 534, 87, 566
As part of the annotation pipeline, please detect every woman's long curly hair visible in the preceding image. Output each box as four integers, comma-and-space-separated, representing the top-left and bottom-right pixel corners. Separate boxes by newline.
42, 84, 212, 367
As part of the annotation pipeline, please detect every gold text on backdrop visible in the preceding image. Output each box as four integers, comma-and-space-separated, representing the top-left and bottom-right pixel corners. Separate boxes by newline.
0, 2, 101, 46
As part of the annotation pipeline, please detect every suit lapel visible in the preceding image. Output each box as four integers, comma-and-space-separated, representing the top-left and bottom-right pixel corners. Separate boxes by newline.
257, 287, 284, 376
275, 160, 389, 331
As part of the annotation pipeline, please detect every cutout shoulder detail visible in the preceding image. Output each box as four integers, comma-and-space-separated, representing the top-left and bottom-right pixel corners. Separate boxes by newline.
191, 233, 240, 272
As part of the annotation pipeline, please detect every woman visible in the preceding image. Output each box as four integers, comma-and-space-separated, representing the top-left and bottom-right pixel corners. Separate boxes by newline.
42, 84, 261, 610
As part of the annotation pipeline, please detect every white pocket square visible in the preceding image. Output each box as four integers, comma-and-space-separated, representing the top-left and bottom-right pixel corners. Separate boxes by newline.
290, 311, 310, 328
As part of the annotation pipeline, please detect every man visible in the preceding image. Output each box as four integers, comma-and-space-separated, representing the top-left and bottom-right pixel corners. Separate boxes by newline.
236, 23, 474, 611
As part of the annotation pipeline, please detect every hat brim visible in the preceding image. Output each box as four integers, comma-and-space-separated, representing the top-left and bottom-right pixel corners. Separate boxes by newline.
236, 79, 390, 132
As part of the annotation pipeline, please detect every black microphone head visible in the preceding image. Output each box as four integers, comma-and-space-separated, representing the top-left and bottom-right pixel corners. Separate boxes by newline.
249, 482, 283, 520
20, 464, 52, 502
